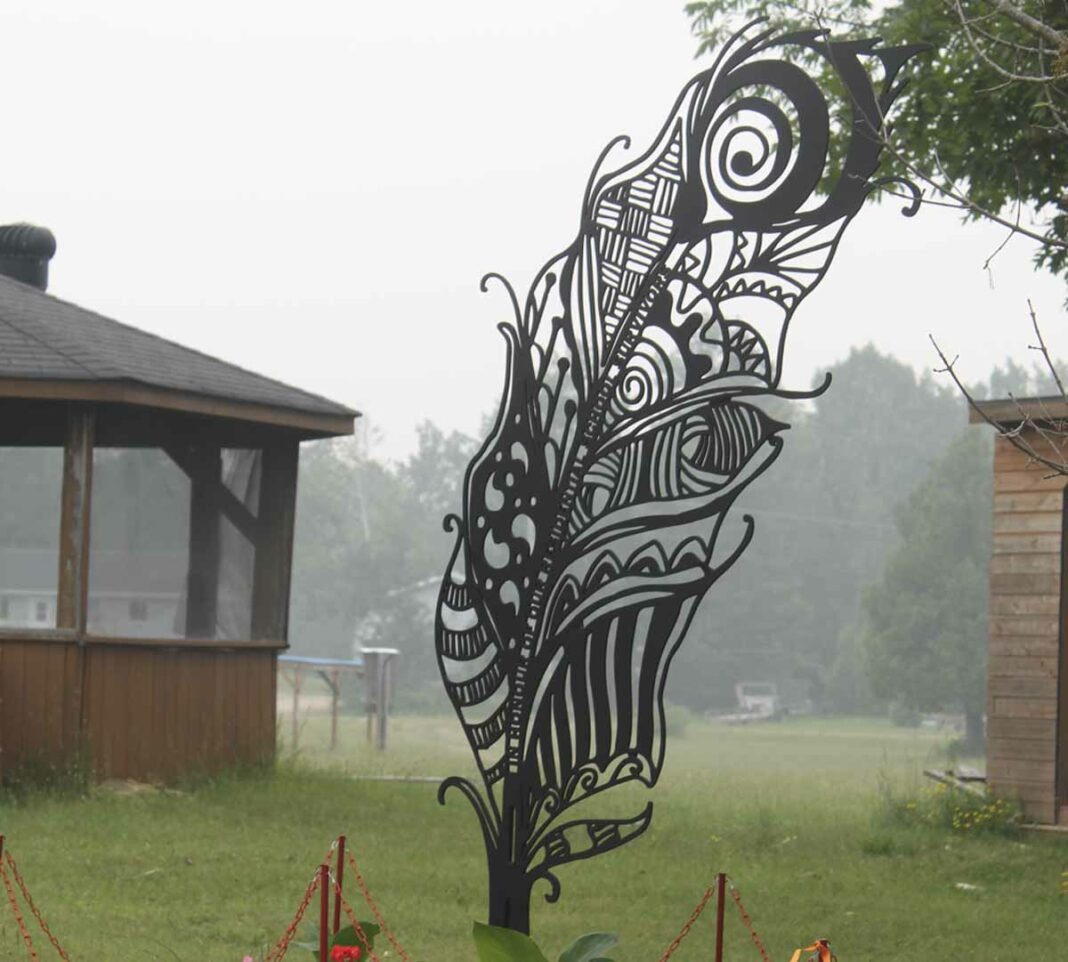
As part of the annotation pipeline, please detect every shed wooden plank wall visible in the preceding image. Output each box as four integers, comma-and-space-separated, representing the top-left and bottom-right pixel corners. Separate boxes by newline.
0, 640, 276, 781
988, 437, 1066, 825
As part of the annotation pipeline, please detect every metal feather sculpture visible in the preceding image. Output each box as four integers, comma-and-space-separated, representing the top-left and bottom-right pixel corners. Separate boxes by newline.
435, 23, 923, 933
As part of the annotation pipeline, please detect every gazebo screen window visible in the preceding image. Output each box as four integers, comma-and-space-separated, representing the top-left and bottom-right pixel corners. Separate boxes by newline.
87, 446, 262, 641
0, 446, 63, 629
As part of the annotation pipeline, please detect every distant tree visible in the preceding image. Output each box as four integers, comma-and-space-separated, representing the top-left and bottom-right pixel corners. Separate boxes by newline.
288, 421, 476, 709
397, 421, 477, 519
289, 437, 419, 660
861, 429, 992, 747
670, 345, 964, 713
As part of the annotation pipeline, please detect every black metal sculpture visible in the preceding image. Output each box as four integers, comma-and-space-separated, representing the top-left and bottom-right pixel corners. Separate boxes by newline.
435, 22, 923, 934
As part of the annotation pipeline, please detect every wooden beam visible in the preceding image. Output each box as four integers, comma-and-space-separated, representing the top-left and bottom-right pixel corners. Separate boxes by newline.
0, 628, 78, 643
0, 399, 68, 445
96, 405, 305, 450
251, 441, 299, 642
971, 396, 1068, 426
0, 378, 356, 438
83, 634, 283, 650
162, 443, 259, 545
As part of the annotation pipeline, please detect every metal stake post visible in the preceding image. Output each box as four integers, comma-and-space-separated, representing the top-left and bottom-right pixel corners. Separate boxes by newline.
715, 873, 726, 962
333, 835, 347, 935
320, 862, 330, 962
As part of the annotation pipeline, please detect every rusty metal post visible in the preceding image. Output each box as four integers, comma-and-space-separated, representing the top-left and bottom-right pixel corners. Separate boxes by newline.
333, 835, 347, 935
320, 862, 330, 962
714, 873, 726, 962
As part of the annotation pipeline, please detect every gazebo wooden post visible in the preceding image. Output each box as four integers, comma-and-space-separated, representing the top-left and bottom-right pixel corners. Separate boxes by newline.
251, 440, 300, 642
186, 446, 221, 639
57, 405, 94, 762
56, 406, 94, 634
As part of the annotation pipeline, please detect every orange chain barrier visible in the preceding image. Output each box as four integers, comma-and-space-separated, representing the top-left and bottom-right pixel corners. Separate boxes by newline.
5, 852, 71, 962
729, 884, 773, 962
344, 848, 413, 962
265, 873, 321, 962
654, 882, 716, 962
329, 875, 382, 962
0, 861, 41, 962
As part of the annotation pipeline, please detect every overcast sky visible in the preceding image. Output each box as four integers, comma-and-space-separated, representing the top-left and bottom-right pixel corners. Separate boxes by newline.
3, 0, 1064, 460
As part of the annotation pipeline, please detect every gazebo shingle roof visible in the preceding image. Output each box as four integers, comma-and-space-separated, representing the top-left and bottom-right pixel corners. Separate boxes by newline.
0, 273, 355, 419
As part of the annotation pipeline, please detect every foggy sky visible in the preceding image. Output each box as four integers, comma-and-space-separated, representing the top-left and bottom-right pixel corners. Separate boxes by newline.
3, 0, 1064, 460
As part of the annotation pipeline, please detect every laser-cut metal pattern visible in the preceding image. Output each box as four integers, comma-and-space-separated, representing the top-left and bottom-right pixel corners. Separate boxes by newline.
435, 22, 924, 933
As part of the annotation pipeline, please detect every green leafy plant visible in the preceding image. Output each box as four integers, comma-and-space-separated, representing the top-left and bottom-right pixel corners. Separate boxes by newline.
297, 921, 380, 961
472, 923, 617, 962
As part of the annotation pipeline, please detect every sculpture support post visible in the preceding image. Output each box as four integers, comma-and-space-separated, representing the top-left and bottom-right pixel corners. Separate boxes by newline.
488, 855, 532, 934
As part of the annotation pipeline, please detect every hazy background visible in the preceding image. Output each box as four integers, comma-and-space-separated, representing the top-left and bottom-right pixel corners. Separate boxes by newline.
0, 1, 1061, 728
0, 0, 1063, 460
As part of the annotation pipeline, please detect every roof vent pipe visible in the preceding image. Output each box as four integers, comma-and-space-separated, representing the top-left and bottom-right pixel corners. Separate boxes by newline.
0, 223, 56, 291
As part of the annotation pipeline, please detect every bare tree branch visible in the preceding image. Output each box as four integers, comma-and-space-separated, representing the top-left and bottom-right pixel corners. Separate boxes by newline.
986, 0, 1066, 50
952, 0, 1062, 82
1025, 298, 1067, 397
930, 334, 1068, 475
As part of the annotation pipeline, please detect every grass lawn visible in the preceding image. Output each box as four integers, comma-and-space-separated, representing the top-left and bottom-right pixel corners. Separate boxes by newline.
0, 714, 1065, 962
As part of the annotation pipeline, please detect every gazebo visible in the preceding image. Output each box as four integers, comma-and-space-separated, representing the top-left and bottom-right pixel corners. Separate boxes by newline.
0, 224, 355, 782
971, 396, 1067, 826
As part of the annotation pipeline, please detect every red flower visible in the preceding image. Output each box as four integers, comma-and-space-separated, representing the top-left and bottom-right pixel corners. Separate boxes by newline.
330, 946, 361, 961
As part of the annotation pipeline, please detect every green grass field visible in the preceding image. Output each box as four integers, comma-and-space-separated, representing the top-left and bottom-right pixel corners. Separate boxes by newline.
0, 714, 1065, 962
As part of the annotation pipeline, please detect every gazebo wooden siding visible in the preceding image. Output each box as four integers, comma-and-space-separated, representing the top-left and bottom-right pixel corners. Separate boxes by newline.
0, 238, 356, 783
975, 409, 1068, 826
0, 406, 308, 781
0, 641, 276, 781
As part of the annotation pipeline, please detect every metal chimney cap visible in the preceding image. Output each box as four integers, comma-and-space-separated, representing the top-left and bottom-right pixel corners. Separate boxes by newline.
0, 223, 56, 260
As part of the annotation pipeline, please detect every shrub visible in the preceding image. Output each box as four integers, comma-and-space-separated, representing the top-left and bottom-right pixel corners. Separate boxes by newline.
878, 779, 1020, 836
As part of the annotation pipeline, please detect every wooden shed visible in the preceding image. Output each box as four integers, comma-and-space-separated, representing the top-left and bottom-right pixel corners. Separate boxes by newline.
971, 397, 1068, 826
0, 224, 355, 782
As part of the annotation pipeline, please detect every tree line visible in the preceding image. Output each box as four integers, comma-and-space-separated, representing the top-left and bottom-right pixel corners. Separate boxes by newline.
0, 348, 1047, 739
287, 348, 1057, 740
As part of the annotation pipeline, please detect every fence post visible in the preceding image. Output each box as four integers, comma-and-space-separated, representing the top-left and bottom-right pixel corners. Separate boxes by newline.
376, 655, 391, 751
330, 669, 340, 751
714, 873, 726, 962
292, 666, 304, 751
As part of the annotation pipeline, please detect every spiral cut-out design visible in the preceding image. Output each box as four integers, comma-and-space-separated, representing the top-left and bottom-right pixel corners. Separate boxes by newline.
703, 61, 830, 224
613, 328, 685, 415
708, 96, 794, 203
